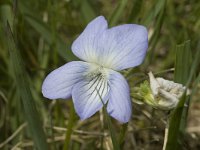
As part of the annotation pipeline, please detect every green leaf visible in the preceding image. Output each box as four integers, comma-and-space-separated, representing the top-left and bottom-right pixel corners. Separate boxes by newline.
165, 41, 192, 150
186, 42, 200, 86
174, 40, 192, 85
165, 93, 187, 150
6, 22, 49, 150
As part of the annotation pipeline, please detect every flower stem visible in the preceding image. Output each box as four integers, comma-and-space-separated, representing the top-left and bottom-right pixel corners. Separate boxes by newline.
118, 123, 128, 147
95, 87, 120, 150
103, 107, 120, 150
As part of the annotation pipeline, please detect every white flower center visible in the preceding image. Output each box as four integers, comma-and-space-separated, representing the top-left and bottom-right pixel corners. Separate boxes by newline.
82, 63, 110, 100
85, 64, 109, 81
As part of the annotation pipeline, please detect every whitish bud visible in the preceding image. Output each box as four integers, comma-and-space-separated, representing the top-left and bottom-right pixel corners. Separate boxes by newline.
131, 72, 190, 110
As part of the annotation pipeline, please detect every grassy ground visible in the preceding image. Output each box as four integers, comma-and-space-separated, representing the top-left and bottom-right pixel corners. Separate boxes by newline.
0, 0, 200, 149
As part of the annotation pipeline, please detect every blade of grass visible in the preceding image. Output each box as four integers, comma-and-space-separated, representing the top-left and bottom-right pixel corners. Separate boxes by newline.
147, 0, 166, 64
18, 1, 77, 61
189, 72, 200, 100
118, 123, 128, 148
166, 62, 200, 150
0, 3, 13, 30
0, 4, 12, 70
6, 22, 48, 150
165, 93, 187, 150
186, 41, 200, 86
142, 0, 166, 26
80, 0, 96, 23
109, 0, 129, 26
63, 101, 76, 150
174, 41, 192, 84
165, 41, 192, 150
128, 0, 143, 23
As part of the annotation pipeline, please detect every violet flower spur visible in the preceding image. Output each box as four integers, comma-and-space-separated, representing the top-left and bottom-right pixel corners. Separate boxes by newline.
42, 16, 148, 123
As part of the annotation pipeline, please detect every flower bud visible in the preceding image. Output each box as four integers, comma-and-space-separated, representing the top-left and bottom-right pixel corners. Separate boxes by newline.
131, 72, 190, 110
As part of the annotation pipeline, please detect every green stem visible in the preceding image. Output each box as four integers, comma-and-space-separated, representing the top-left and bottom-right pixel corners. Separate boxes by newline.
95, 87, 120, 150
63, 101, 76, 150
103, 107, 120, 150
118, 123, 128, 147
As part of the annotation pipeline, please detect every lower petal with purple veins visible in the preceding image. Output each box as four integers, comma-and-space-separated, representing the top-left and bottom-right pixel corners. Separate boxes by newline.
72, 72, 110, 120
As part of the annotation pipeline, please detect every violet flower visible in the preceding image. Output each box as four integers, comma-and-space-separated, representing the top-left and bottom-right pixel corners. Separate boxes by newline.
42, 16, 148, 123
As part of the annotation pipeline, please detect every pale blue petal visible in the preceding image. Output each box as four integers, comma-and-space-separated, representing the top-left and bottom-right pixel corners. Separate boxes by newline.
107, 71, 132, 123
72, 16, 108, 62
72, 16, 147, 70
42, 61, 89, 99
72, 75, 110, 120
96, 24, 148, 70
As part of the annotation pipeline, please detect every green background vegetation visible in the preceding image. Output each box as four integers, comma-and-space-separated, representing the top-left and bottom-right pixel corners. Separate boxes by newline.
0, 0, 200, 149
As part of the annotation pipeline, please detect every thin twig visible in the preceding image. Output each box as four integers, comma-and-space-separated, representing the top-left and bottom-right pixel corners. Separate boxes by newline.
162, 127, 168, 150
49, 126, 108, 136
11, 141, 22, 150
11, 135, 84, 149
0, 123, 27, 148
